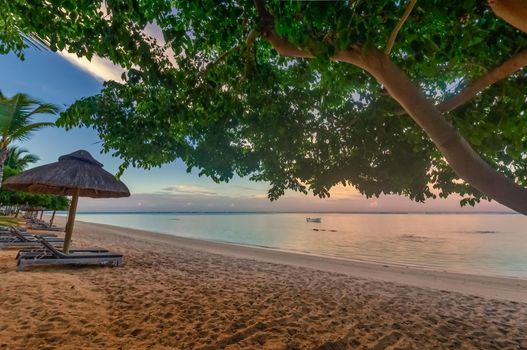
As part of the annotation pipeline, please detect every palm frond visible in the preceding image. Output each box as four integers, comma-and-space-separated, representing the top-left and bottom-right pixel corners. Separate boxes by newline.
4, 146, 39, 171
0, 92, 57, 145
9, 122, 55, 142
25, 102, 60, 117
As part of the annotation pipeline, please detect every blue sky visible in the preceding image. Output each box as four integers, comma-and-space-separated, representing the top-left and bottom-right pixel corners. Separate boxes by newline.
0, 48, 510, 212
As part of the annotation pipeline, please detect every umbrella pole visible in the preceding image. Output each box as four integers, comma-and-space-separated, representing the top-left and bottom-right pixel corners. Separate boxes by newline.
40, 210, 44, 220
63, 189, 80, 254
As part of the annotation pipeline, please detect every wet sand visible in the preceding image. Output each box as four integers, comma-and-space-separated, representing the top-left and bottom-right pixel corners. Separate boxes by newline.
0, 217, 526, 349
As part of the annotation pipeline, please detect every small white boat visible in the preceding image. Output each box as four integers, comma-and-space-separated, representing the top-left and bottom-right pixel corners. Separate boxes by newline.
306, 217, 321, 223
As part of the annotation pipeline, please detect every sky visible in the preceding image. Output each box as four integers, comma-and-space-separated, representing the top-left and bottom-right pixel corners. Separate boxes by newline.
0, 47, 511, 213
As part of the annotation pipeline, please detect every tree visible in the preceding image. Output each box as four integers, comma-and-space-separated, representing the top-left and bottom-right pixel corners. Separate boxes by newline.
4, 146, 39, 173
1, 146, 39, 191
0, 92, 57, 187
47, 195, 70, 227
1, 1, 527, 212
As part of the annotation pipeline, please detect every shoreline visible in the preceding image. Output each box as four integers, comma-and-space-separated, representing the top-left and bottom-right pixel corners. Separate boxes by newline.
68, 211, 518, 215
72, 218, 527, 302
67, 212, 527, 280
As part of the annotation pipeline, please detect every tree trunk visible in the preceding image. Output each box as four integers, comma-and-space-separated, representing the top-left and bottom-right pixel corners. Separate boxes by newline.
0, 148, 7, 189
489, 0, 527, 33
49, 210, 56, 228
363, 50, 527, 214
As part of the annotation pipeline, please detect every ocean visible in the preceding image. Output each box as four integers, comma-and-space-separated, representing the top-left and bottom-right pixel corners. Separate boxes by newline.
73, 212, 527, 278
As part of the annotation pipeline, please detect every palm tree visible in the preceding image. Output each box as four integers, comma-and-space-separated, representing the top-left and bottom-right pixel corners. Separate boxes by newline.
4, 146, 39, 173
0, 92, 57, 187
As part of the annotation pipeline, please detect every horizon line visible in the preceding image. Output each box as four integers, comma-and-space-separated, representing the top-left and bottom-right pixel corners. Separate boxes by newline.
60, 210, 517, 215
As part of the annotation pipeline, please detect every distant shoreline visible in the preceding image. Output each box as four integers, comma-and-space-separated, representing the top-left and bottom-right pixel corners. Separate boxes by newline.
65, 211, 517, 215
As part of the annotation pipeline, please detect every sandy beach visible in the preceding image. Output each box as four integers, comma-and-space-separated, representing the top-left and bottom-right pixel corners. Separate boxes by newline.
1, 217, 527, 349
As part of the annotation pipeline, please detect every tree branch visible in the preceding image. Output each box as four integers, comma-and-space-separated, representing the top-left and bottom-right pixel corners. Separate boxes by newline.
252, 0, 365, 65
253, 0, 314, 59
253, 0, 527, 114
200, 28, 260, 81
254, 0, 526, 109
438, 48, 527, 112
384, 0, 417, 55
201, 44, 243, 77
393, 48, 527, 115
243, 29, 258, 79
363, 48, 527, 215
489, 0, 527, 33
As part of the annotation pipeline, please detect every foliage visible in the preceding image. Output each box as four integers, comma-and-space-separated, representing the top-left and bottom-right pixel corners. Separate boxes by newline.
0, 147, 69, 210
0, 91, 57, 149
0, 91, 57, 186
1, 1, 527, 206
4, 146, 39, 173
0, 190, 69, 210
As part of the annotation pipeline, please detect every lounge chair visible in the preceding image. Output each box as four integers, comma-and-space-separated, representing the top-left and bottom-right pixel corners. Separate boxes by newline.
0, 227, 57, 238
1, 224, 58, 235
23, 217, 59, 227
0, 228, 64, 250
16, 246, 109, 259
0, 225, 26, 233
0, 227, 62, 242
27, 225, 64, 232
26, 222, 64, 231
0, 240, 63, 250
17, 236, 123, 271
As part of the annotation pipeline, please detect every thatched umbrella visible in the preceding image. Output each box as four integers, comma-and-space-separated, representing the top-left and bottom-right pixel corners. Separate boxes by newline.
4, 150, 130, 253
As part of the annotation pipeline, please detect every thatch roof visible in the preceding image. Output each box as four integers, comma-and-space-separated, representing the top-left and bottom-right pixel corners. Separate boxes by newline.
4, 150, 130, 198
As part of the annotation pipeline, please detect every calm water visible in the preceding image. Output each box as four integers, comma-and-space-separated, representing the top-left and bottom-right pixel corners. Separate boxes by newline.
74, 213, 527, 278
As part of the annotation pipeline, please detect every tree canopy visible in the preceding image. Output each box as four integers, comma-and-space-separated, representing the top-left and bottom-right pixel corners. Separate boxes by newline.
1, 0, 527, 211
0, 190, 69, 212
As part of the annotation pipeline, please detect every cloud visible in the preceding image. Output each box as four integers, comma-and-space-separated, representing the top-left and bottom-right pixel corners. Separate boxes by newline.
161, 184, 217, 196
58, 21, 173, 83
328, 184, 362, 198
59, 51, 125, 82
233, 185, 264, 192
76, 191, 511, 213
368, 201, 379, 208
